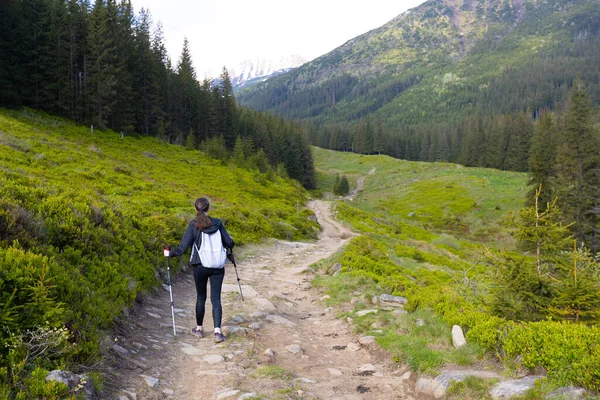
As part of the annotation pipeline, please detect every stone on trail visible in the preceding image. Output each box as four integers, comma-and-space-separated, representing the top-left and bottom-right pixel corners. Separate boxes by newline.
140, 375, 159, 388
238, 393, 258, 400
146, 312, 161, 319
285, 344, 303, 354
254, 297, 277, 311
359, 336, 376, 346
266, 314, 295, 326
452, 325, 467, 348
249, 322, 262, 330
356, 309, 378, 317
490, 376, 545, 399
216, 389, 240, 399
358, 364, 377, 373
112, 343, 129, 355
202, 354, 225, 364
347, 342, 361, 352
328, 368, 343, 376
180, 343, 204, 356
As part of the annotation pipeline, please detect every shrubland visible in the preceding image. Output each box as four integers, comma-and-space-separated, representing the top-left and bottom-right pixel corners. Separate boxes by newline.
313, 147, 600, 393
0, 108, 319, 398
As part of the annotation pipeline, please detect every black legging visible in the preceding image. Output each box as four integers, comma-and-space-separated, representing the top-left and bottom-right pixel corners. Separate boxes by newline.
193, 265, 225, 328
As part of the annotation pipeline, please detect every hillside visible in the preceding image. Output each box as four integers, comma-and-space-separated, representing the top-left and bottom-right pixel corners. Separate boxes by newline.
0, 108, 319, 397
237, 0, 600, 128
312, 146, 600, 393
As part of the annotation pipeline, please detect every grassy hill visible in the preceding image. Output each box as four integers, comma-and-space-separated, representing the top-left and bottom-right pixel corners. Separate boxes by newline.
0, 108, 318, 397
312, 147, 600, 394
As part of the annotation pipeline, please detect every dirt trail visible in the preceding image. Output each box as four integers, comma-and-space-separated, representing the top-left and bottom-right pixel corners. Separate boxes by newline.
105, 200, 419, 400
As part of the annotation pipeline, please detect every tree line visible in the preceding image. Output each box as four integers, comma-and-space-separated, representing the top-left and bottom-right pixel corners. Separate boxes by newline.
0, 0, 315, 188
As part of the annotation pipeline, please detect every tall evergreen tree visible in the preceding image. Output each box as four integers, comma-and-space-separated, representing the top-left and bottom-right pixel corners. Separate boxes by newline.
554, 78, 600, 254
527, 112, 558, 208
219, 67, 237, 148
87, 0, 117, 129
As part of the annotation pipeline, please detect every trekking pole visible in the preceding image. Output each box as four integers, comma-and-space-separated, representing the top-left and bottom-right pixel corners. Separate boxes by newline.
227, 249, 244, 301
164, 246, 177, 336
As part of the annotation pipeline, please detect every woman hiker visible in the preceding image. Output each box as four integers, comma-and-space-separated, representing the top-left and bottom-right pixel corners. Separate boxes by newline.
168, 197, 234, 342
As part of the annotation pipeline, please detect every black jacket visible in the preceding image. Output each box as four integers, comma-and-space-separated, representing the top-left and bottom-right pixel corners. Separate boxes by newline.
170, 218, 234, 266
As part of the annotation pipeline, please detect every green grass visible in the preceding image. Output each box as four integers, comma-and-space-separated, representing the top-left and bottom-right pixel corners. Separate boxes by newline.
253, 366, 293, 381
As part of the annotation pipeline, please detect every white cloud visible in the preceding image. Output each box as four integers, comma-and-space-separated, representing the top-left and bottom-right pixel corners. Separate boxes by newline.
129, 0, 426, 78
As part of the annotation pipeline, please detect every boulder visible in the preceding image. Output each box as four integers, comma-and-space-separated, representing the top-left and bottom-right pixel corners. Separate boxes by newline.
379, 294, 408, 305
490, 376, 544, 399
46, 370, 95, 398
328, 263, 342, 275
451, 325, 467, 348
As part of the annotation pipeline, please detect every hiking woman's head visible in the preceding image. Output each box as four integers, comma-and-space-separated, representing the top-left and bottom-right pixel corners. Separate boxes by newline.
194, 197, 212, 229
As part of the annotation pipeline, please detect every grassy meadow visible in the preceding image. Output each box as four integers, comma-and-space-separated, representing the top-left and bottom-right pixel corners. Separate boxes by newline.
0, 108, 319, 398
312, 147, 600, 394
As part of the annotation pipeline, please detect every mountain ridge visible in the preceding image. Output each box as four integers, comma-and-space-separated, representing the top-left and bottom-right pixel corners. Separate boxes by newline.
237, 0, 600, 128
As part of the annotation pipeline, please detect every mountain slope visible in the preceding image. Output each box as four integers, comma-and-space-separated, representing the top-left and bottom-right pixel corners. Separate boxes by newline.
237, 0, 600, 128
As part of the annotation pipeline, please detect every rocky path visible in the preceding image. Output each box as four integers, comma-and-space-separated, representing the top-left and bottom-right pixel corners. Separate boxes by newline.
104, 200, 419, 400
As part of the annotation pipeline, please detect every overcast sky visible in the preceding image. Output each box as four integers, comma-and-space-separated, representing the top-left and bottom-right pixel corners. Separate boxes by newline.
128, 0, 427, 78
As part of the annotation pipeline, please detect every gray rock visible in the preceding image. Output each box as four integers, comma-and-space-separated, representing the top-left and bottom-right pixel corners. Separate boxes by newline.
216, 389, 240, 399
416, 318, 425, 326
392, 309, 408, 316
266, 314, 295, 326
264, 348, 275, 358
358, 364, 377, 373
249, 322, 262, 330
202, 354, 225, 364
328, 368, 343, 376
452, 325, 467, 348
298, 267, 316, 274
238, 393, 258, 400
347, 342, 361, 352
285, 344, 303, 354
46, 370, 94, 398
254, 297, 277, 311
146, 312, 161, 319
379, 294, 408, 304
112, 343, 129, 355
328, 263, 342, 275
417, 370, 502, 399
250, 311, 269, 318
546, 386, 589, 399
490, 376, 544, 399
231, 315, 245, 324
359, 336, 376, 346
122, 389, 137, 399
140, 375, 159, 388
320, 295, 331, 301
408, 212, 416, 217
356, 309, 378, 317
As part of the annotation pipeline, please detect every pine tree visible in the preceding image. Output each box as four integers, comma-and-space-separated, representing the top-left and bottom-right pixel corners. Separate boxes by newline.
87, 0, 117, 129
219, 67, 237, 148
527, 112, 558, 208
554, 78, 600, 254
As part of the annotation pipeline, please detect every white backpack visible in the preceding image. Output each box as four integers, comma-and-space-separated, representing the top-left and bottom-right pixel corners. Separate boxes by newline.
192, 230, 227, 269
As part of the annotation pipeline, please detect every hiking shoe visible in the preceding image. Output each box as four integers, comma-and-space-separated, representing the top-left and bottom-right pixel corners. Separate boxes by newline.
191, 327, 204, 338
214, 332, 226, 343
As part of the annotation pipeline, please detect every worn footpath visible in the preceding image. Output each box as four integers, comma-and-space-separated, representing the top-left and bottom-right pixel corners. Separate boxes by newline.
104, 200, 420, 400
